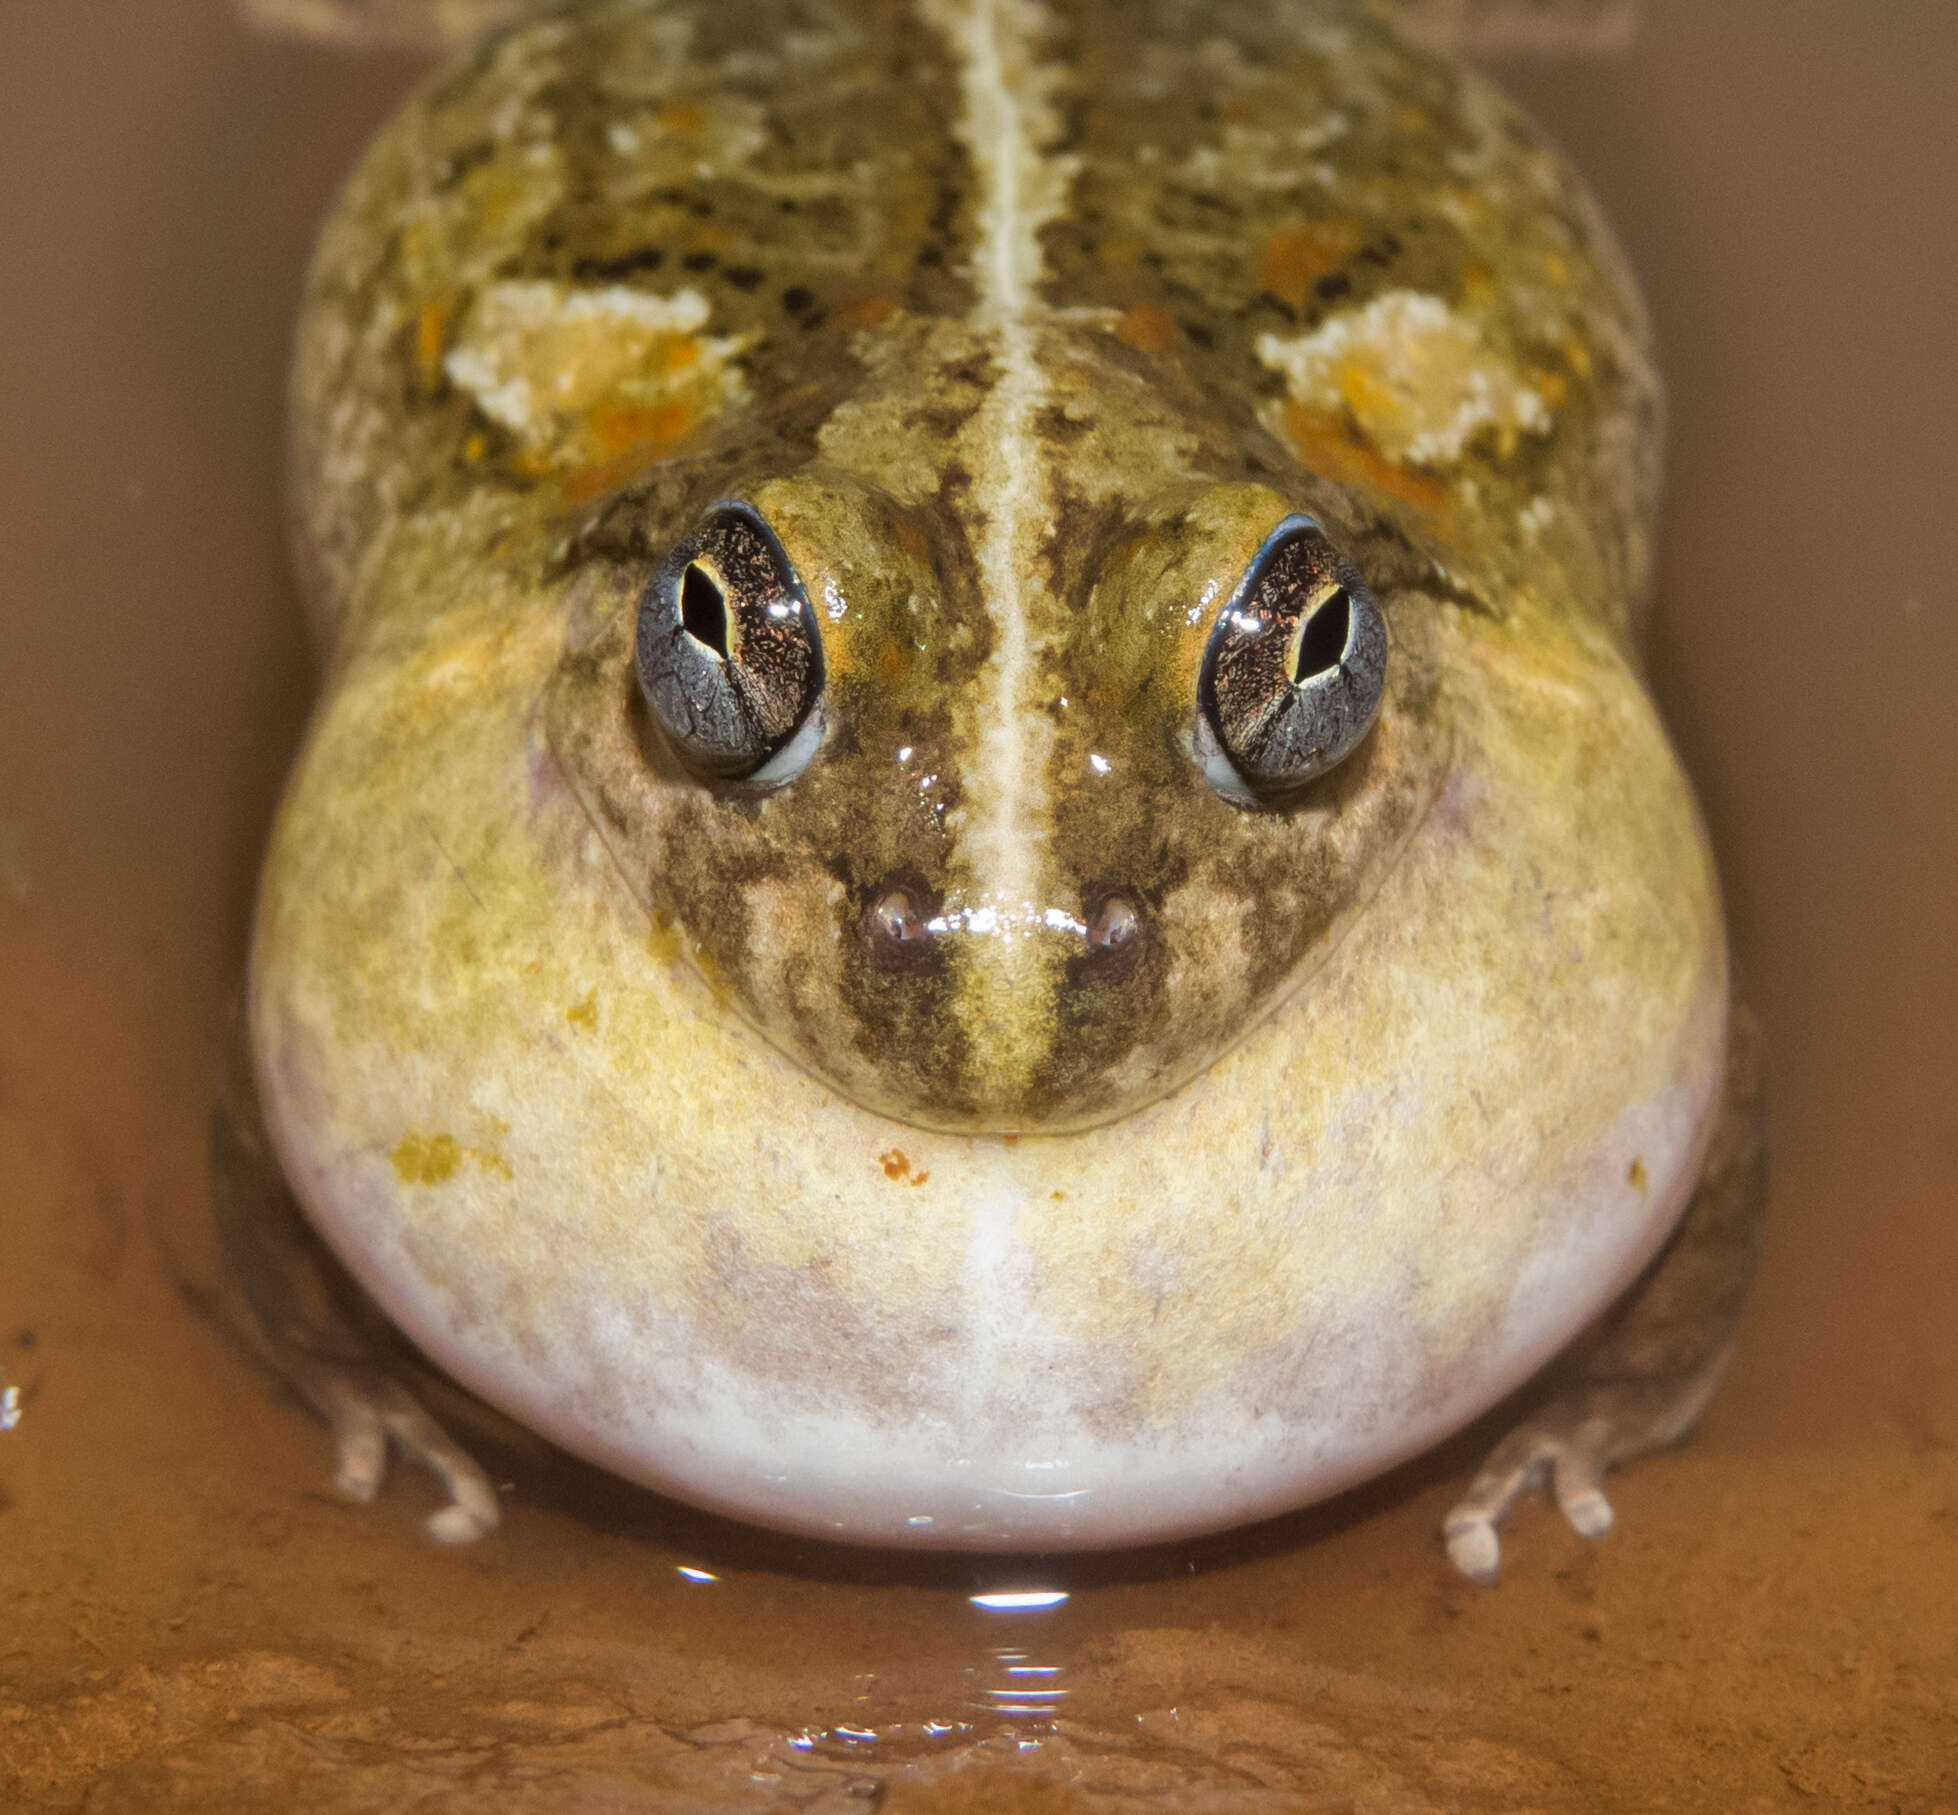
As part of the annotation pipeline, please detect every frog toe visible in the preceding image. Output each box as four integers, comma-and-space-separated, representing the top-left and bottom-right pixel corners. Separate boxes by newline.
364, 1374, 502, 1543
1442, 1413, 1619, 1583
320, 1379, 387, 1503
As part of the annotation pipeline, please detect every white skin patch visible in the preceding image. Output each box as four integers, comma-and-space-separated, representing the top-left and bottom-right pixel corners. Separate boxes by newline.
1258, 288, 1549, 468
443, 280, 748, 468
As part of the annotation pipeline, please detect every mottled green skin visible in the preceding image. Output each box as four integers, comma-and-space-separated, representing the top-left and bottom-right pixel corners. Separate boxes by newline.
254, 0, 1724, 1544
286, 0, 1662, 1133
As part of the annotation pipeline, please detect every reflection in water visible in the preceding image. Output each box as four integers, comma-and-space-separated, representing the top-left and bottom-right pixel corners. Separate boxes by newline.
969, 1588, 1070, 1610
761, 1607, 1075, 1801
977, 1647, 1070, 1733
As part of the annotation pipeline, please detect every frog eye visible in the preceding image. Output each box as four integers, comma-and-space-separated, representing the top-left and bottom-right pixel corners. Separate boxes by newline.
635, 502, 825, 784
1196, 516, 1387, 803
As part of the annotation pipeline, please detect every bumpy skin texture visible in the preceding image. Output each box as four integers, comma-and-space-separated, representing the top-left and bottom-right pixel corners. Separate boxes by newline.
240, 0, 1749, 1554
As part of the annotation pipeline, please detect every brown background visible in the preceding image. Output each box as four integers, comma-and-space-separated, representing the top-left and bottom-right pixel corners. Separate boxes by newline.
2, 3, 1954, 1808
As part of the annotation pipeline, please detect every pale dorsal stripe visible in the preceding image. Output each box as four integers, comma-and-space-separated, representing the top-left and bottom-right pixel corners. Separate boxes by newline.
919, 0, 1076, 935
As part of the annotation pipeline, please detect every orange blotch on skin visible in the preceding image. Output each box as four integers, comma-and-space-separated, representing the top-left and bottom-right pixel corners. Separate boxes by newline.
838, 295, 900, 329
657, 103, 705, 133
878, 1150, 930, 1188
1279, 402, 1448, 512
559, 401, 699, 504
1628, 1156, 1648, 1193
894, 518, 932, 565
415, 297, 452, 390
1533, 369, 1569, 409
1095, 235, 1146, 271
656, 334, 701, 374
1257, 220, 1363, 311
1114, 302, 1176, 355
877, 640, 912, 682
559, 452, 655, 506
566, 989, 599, 1032
590, 399, 696, 460
1563, 335, 1595, 380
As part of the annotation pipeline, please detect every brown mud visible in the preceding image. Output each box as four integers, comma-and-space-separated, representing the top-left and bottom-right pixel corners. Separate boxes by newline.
3, 3, 1955, 1808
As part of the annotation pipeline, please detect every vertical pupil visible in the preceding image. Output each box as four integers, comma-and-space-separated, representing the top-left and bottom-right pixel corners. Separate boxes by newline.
1290, 588, 1350, 683
680, 562, 730, 659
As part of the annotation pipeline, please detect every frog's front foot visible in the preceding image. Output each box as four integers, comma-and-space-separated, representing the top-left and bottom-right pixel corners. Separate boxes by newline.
1442, 1374, 1706, 1584
209, 1014, 501, 1544
1443, 1003, 1768, 1584
310, 1355, 501, 1544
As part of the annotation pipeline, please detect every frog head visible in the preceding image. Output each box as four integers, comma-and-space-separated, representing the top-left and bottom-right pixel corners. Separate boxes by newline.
550, 320, 1449, 1133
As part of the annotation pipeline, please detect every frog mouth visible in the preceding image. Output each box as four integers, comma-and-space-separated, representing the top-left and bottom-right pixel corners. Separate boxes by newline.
544, 559, 1453, 1136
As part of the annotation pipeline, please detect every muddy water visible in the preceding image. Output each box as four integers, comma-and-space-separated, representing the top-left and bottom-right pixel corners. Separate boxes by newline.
2, 2, 1955, 1808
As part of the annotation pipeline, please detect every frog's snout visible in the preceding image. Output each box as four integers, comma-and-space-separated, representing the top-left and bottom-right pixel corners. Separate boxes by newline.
861, 872, 1148, 986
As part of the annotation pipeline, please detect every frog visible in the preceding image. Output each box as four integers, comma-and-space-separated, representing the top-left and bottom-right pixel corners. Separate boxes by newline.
212, 0, 1768, 1583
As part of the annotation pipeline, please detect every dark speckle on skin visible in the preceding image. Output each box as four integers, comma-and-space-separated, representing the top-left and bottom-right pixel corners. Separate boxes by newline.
570, 246, 666, 282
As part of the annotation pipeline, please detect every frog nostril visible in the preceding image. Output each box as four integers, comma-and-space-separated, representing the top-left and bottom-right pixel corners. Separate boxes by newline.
870, 888, 926, 943
1086, 894, 1140, 951
1069, 891, 1147, 987
860, 871, 946, 975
